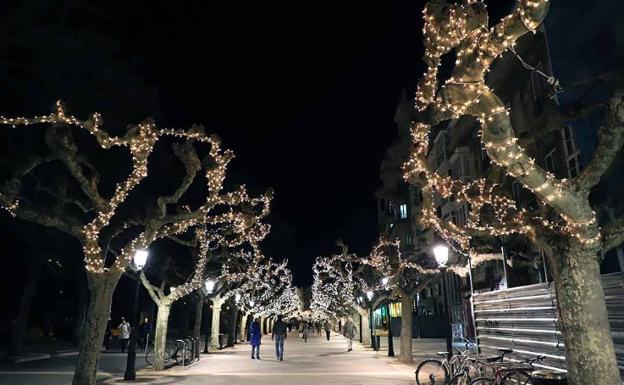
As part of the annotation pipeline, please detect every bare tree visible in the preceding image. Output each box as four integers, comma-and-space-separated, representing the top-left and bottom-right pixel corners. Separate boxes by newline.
402, 1, 623, 383
0, 103, 269, 385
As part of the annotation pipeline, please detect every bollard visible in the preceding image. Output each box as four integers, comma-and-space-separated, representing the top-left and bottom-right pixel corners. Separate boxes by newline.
531, 371, 567, 385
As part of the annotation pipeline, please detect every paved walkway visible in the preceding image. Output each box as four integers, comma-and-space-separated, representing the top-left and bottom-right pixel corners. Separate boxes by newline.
103, 331, 415, 385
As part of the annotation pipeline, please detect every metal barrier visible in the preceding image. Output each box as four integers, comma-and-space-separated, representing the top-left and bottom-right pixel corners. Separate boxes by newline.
473, 272, 624, 378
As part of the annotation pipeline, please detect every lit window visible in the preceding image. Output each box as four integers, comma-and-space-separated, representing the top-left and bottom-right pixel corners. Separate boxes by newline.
399, 204, 408, 219
406, 233, 413, 245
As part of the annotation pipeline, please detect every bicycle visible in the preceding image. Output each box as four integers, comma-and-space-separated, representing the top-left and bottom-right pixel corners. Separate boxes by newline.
467, 356, 546, 385
145, 337, 173, 367
415, 342, 512, 385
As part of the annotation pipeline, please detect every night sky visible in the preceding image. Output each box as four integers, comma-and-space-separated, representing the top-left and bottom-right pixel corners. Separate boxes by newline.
113, 0, 426, 285
0, 0, 522, 293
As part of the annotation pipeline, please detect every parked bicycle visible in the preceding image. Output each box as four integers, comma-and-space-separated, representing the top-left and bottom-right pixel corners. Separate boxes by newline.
467, 356, 545, 385
145, 335, 201, 368
415, 341, 511, 385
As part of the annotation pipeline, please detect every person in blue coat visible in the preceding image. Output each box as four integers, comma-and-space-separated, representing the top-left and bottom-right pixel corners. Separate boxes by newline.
250, 317, 262, 359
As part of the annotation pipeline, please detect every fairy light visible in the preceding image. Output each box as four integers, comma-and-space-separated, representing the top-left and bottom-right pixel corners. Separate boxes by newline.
401, 0, 604, 257
0, 101, 274, 276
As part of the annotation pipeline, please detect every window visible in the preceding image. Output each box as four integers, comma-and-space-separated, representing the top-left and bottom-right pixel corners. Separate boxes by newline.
450, 149, 474, 180
399, 203, 408, 219
512, 180, 522, 200
561, 125, 580, 178
388, 201, 395, 215
544, 149, 556, 173
406, 233, 413, 245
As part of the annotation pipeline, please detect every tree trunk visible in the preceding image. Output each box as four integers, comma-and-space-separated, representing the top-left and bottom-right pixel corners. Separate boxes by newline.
238, 312, 246, 342
226, 307, 237, 346
193, 298, 203, 341
152, 301, 172, 371
399, 294, 414, 363
9, 250, 45, 355
210, 296, 221, 349
359, 309, 371, 346
72, 272, 120, 385
550, 245, 619, 385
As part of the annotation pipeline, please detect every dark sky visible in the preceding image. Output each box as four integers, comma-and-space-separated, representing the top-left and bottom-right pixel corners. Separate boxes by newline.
0, 0, 526, 290
111, 0, 426, 285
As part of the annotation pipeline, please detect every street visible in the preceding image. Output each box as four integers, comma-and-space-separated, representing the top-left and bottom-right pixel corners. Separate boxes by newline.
0, 351, 146, 385
99, 331, 415, 385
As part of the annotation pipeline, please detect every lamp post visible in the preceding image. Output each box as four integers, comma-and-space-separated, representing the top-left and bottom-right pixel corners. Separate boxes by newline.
203, 279, 215, 354
434, 244, 453, 360
366, 290, 375, 350
381, 277, 394, 357
124, 249, 148, 381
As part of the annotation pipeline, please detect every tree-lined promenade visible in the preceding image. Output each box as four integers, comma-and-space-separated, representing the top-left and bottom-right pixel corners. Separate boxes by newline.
1, 0, 623, 384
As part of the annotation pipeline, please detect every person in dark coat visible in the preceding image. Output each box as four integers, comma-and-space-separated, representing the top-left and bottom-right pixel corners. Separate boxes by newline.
249, 317, 262, 359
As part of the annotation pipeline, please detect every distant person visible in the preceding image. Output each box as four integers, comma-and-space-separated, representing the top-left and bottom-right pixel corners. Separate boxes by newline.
324, 320, 332, 341
316, 322, 322, 336
302, 321, 310, 343
250, 317, 262, 359
118, 317, 131, 353
139, 317, 151, 351
272, 315, 288, 361
343, 318, 358, 352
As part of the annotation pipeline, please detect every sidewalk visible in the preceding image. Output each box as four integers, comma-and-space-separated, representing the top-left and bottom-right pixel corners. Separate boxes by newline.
101, 331, 416, 385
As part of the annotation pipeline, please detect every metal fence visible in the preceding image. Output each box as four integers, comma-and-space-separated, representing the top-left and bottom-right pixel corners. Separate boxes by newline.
473, 272, 624, 377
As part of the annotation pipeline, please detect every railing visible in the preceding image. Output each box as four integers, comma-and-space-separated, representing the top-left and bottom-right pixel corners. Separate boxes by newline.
473, 272, 624, 377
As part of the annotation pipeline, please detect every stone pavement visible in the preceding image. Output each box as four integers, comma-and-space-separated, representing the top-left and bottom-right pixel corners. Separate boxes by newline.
102, 331, 416, 385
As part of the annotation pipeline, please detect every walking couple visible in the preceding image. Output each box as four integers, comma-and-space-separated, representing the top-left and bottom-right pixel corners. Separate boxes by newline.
249, 315, 288, 361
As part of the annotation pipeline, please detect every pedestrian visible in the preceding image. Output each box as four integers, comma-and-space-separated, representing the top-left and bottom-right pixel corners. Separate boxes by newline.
139, 317, 151, 352
272, 315, 288, 361
316, 322, 322, 336
118, 317, 131, 353
302, 321, 310, 343
343, 318, 358, 352
250, 317, 262, 359
324, 320, 331, 341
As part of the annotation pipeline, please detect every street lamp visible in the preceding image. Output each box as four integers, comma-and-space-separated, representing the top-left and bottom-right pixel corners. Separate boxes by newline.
365, 291, 376, 350
205, 279, 215, 294
203, 278, 216, 354
382, 277, 394, 357
124, 249, 149, 380
434, 244, 453, 359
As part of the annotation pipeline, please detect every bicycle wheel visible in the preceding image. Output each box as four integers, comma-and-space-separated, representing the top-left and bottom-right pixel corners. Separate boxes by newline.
469, 377, 494, 385
501, 372, 531, 385
415, 359, 448, 385
145, 347, 154, 366
448, 373, 470, 385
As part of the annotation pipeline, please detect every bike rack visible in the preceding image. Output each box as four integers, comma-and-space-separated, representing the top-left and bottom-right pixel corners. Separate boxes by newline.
175, 339, 187, 366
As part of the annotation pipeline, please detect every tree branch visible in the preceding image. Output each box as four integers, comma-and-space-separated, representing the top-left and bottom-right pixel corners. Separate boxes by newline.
576, 88, 624, 191
602, 215, 624, 253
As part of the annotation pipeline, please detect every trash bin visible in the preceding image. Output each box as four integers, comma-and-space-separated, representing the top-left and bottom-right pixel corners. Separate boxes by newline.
531, 371, 567, 385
